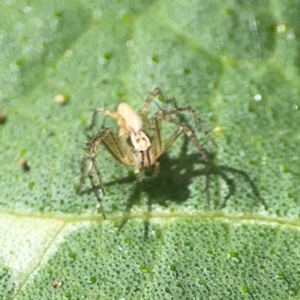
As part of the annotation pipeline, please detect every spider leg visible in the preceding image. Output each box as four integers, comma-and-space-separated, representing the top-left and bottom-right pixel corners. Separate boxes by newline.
78, 128, 135, 218
77, 151, 106, 218
88, 108, 149, 185
148, 112, 162, 156
139, 87, 162, 120
155, 107, 218, 149
153, 110, 213, 207
155, 111, 209, 160
85, 107, 126, 132
76, 156, 89, 194
97, 129, 132, 165
87, 159, 106, 219
142, 160, 161, 181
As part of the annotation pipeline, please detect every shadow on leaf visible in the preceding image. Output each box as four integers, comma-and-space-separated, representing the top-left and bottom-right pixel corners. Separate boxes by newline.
93, 135, 267, 234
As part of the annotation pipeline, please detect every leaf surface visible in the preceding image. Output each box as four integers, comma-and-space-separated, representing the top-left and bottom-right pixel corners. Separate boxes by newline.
1, 0, 300, 299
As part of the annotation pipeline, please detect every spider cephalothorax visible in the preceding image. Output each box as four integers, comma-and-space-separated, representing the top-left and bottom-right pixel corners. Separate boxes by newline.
116, 102, 153, 171
77, 88, 216, 218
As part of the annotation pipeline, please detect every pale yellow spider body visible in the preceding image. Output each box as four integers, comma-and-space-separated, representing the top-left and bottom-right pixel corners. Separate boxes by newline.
77, 88, 215, 218
117, 103, 152, 159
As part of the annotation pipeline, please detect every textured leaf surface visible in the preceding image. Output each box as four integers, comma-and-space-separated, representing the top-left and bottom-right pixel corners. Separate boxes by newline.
0, 0, 300, 299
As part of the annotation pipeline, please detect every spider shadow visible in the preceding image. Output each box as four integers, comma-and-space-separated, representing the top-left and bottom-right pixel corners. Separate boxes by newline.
101, 135, 267, 235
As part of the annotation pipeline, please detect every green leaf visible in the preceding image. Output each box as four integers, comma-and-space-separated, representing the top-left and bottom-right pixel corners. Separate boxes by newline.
1, 0, 300, 299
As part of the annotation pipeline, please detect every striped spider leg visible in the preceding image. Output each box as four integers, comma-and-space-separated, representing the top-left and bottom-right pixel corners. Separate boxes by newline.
77, 95, 157, 219
77, 88, 217, 218
141, 88, 217, 207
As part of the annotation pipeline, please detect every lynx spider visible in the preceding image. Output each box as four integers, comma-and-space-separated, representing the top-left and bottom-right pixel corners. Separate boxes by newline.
77, 88, 217, 219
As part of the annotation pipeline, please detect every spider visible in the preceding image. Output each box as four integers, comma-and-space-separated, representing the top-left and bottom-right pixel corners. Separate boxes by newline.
77, 88, 217, 219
